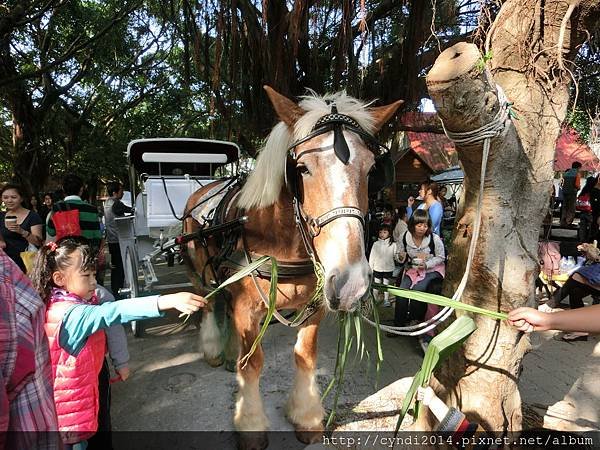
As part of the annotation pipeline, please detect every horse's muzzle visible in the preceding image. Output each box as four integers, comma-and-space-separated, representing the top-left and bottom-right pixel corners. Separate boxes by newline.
324, 264, 372, 312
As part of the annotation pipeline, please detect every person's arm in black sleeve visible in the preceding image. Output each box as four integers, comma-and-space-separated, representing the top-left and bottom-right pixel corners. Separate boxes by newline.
112, 199, 133, 217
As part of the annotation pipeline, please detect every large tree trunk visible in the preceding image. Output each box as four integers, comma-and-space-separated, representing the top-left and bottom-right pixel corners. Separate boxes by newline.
422, 0, 600, 431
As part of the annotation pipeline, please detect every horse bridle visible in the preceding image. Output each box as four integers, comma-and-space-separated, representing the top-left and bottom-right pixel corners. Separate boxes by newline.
286, 104, 390, 259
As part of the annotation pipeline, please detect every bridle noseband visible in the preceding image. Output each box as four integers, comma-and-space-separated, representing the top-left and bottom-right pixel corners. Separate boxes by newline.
286, 104, 389, 259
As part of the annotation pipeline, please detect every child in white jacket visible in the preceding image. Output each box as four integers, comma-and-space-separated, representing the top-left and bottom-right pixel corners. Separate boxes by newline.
369, 224, 398, 307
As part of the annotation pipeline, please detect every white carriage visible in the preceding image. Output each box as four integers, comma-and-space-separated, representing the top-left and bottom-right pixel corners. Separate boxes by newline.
116, 138, 240, 336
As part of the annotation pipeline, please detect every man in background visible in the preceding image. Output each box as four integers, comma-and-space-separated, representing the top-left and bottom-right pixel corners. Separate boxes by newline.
104, 181, 133, 297
46, 174, 103, 252
561, 161, 582, 227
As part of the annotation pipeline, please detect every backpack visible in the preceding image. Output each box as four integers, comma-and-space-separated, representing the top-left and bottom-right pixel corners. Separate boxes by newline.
576, 192, 592, 213
52, 202, 81, 240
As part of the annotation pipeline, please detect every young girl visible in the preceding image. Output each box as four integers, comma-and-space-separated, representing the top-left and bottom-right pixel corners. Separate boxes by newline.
369, 224, 397, 307
393, 210, 445, 350
31, 236, 207, 449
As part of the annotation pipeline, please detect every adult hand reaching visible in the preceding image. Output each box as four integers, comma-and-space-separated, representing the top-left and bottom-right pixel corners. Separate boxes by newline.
508, 304, 600, 334
507, 307, 546, 332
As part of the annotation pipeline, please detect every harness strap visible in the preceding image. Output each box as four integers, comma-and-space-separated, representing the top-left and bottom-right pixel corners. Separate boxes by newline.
163, 176, 238, 222
221, 250, 314, 278
300, 205, 366, 237
241, 236, 320, 328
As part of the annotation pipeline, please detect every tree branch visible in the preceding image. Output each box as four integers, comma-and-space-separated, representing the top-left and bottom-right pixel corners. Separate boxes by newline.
0, 1, 142, 88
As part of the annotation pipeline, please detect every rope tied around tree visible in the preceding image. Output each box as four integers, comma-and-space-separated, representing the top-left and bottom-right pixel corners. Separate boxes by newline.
365, 84, 513, 336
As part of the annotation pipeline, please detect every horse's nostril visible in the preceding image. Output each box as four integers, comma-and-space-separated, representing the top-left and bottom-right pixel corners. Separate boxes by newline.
326, 269, 340, 289
325, 270, 340, 310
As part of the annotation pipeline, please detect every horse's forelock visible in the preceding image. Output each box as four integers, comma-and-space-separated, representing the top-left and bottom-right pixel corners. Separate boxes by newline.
295, 91, 376, 138
237, 91, 376, 210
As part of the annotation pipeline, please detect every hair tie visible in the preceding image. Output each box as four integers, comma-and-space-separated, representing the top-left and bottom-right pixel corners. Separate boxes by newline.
47, 242, 58, 252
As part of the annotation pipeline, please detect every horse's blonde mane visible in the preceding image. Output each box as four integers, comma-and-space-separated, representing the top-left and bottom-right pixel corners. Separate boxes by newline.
237, 91, 376, 210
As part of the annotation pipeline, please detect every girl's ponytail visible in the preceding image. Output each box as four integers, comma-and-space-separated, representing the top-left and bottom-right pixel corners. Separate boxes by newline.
30, 236, 96, 301
30, 243, 58, 301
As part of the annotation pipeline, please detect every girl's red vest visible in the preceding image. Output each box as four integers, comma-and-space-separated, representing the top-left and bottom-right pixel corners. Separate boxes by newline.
45, 295, 106, 444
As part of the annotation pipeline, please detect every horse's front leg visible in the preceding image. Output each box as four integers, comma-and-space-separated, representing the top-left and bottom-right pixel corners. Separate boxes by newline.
286, 313, 325, 444
232, 296, 269, 450
198, 304, 224, 367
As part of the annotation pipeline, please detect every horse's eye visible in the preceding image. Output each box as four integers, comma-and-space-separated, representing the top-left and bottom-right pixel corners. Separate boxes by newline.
298, 164, 310, 176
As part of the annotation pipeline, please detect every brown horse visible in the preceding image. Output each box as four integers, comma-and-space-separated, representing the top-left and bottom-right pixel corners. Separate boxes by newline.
183, 87, 402, 449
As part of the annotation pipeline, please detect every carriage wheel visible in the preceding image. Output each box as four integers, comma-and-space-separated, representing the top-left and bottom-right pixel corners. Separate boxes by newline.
124, 247, 144, 337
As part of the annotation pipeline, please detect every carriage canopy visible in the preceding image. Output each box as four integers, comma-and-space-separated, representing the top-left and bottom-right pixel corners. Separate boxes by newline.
127, 138, 240, 176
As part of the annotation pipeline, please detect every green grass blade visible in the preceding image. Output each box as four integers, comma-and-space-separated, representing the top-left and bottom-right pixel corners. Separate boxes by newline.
370, 294, 384, 363
353, 313, 362, 358
180, 255, 275, 321
239, 256, 278, 368
322, 315, 344, 402
206, 255, 272, 299
395, 317, 477, 432
395, 369, 423, 434
369, 294, 384, 389
373, 283, 507, 320
326, 314, 354, 428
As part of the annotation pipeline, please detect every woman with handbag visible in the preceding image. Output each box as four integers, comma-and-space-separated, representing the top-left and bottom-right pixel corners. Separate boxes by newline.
0, 184, 43, 272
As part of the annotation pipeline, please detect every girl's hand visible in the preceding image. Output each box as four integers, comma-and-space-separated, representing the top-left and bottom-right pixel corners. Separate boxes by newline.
507, 307, 551, 332
117, 367, 131, 381
407, 196, 415, 207
416, 386, 436, 406
0, 240, 5, 250
578, 243, 600, 262
158, 292, 207, 315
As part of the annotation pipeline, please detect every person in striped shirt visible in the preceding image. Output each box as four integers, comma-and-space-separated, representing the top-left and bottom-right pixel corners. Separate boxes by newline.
417, 386, 488, 449
46, 174, 103, 254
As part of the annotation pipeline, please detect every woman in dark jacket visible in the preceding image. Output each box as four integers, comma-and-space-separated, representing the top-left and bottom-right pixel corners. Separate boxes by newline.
577, 176, 597, 242
588, 177, 600, 242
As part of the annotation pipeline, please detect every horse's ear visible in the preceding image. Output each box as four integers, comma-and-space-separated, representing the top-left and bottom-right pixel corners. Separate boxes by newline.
369, 99, 405, 132
264, 85, 304, 127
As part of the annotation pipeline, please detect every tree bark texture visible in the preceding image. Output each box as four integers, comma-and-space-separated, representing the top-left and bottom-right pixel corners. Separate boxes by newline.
423, 0, 600, 432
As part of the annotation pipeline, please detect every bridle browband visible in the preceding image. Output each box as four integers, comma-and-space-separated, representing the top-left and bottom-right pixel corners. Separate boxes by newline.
286, 105, 389, 160
286, 104, 388, 259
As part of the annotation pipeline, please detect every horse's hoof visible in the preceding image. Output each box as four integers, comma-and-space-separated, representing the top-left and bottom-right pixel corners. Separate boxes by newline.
295, 428, 324, 444
205, 353, 224, 367
225, 359, 237, 372
237, 431, 268, 450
